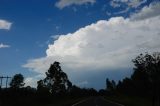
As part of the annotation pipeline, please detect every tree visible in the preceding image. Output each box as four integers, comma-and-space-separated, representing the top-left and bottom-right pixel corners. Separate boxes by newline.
121, 77, 134, 95
131, 68, 150, 95
116, 80, 122, 92
42, 61, 72, 94
10, 74, 25, 89
106, 78, 116, 92
111, 80, 116, 90
132, 52, 160, 106
37, 80, 46, 90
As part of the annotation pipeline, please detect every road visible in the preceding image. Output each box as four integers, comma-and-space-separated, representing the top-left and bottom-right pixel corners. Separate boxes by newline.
72, 96, 124, 106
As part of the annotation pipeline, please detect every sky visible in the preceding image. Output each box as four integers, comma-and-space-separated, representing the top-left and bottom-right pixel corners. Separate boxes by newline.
0, 0, 160, 90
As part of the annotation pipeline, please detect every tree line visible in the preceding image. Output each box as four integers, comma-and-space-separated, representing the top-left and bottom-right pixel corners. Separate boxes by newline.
104, 52, 160, 106
0, 52, 160, 106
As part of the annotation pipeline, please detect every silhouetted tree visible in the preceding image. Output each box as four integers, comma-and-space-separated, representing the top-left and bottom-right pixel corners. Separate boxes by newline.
106, 78, 116, 94
42, 61, 72, 94
37, 79, 50, 96
69, 85, 81, 97
116, 80, 122, 92
131, 68, 150, 95
111, 80, 116, 89
106, 78, 111, 91
67, 80, 72, 92
10, 74, 25, 89
37, 80, 45, 90
115, 78, 134, 95
121, 77, 134, 95
132, 52, 160, 106
99, 89, 106, 96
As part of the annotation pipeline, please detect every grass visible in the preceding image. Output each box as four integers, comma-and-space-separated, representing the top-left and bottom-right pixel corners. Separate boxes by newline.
104, 94, 152, 106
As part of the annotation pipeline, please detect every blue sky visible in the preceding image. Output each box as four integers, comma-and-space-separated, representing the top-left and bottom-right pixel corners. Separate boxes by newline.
0, 0, 160, 89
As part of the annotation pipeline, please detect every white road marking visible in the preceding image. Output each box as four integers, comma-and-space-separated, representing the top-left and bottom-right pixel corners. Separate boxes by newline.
72, 98, 90, 106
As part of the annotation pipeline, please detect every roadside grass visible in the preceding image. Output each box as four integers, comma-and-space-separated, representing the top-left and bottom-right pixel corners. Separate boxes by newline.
104, 94, 152, 106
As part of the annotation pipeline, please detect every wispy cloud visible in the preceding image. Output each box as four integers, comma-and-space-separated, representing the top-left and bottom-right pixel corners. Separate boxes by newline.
0, 43, 10, 48
110, 0, 147, 14
55, 0, 96, 9
110, 1, 121, 8
110, 0, 147, 8
131, 2, 160, 20
0, 19, 12, 30
114, 7, 130, 14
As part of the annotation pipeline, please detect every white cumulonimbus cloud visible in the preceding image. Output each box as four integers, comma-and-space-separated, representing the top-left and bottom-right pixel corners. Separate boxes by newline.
0, 19, 12, 30
23, 17, 160, 74
23, 2, 160, 87
55, 0, 96, 9
0, 43, 10, 48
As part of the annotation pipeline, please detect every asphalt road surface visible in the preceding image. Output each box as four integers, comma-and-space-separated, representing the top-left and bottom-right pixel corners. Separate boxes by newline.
72, 96, 124, 106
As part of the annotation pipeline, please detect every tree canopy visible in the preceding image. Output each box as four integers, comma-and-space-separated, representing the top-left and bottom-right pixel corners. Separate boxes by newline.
10, 74, 25, 89
37, 61, 72, 94
132, 52, 160, 106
